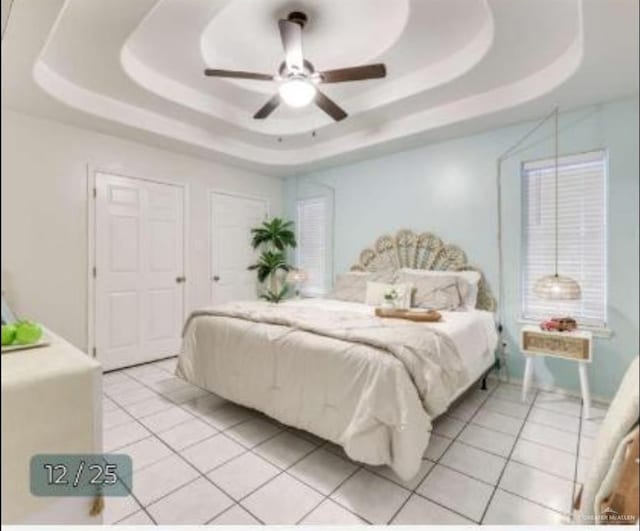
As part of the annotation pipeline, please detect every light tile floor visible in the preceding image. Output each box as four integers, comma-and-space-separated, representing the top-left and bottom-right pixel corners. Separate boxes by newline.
102, 358, 607, 526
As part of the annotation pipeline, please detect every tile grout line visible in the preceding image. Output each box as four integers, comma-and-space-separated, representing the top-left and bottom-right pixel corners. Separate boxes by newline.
385, 380, 502, 525
516, 430, 583, 455
105, 363, 270, 524
569, 400, 586, 522
106, 362, 291, 525
112, 365, 274, 445
293, 461, 367, 525
104, 454, 158, 525
478, 387, 540, 524
507, 456, 579, 483
404, 383, 576, 524
143, 409, 339, 523
103, 356, 177, 376
114, 368, 520, 524
108, 363, 586, 526
109, 360, 360, 525
115, 401, 269, 525
228, 440, 340, 525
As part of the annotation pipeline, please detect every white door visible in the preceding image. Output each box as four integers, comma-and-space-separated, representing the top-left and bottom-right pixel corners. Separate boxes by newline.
95, 172, 185, 371
210, 192, 268, 304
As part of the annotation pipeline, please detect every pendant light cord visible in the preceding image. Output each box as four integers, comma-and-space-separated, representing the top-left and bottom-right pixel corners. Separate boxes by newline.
496, 106, 557, 322
554, 106, 559, 277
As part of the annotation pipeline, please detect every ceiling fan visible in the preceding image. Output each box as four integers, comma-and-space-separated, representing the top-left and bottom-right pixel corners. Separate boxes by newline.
204, 11, 387, 122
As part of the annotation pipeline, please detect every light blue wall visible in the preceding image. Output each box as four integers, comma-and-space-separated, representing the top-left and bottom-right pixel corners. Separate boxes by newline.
285, 96, 639, 400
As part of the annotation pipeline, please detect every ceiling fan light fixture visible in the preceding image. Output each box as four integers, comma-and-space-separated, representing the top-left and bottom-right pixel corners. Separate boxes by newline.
278, 78, 316, 108
204, 13, 386, 120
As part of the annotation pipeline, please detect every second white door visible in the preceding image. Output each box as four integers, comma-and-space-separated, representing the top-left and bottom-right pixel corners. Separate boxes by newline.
210, 192, 268, 304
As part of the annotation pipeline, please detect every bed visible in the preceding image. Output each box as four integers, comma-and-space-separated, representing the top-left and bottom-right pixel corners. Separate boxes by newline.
177, 230, 498, 480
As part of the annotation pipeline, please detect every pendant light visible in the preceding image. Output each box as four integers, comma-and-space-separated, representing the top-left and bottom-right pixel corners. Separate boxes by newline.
533, 108, 582, 300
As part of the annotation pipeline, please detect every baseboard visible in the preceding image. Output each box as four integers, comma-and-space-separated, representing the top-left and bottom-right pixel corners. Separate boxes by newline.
487, 372, 611, 407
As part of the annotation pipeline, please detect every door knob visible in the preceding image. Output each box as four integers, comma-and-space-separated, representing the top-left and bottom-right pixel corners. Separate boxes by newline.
212, 276, 220, 282
175, 276, 186, 283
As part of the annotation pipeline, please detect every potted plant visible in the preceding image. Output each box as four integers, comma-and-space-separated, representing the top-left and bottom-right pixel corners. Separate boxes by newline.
248, 218, 297, 302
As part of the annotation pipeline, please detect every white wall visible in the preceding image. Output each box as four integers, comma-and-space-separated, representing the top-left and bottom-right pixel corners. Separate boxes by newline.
1, 109, 283, 351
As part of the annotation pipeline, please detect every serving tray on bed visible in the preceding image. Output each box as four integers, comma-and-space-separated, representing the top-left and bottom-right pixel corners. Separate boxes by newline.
375, 308, 442, 322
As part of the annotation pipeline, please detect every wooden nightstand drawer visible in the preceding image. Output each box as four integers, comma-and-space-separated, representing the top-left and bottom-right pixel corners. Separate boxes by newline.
522, 331, 589, 360
520, 325, 593, 362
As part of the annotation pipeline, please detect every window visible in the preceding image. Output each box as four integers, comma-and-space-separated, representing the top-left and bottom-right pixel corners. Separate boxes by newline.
521, 150, 607, 328
296, 197, 327, 296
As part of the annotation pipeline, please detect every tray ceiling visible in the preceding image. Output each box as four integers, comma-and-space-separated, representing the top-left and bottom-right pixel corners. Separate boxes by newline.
2, 0, 638, 174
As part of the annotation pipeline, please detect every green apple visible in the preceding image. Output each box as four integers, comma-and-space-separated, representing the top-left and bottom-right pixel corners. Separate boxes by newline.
14, 321, 43, 345
1, 324, 16, 346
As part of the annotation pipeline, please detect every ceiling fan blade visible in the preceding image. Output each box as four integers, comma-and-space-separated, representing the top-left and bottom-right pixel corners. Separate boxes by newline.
319, 64, 387, 83
278, 19, 304, 72
315, 90, 347, 122
204, 69, 274, 81
253, 94, 281, 119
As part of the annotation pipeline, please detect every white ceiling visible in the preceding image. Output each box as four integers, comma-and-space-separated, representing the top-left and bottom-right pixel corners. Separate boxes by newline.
1, 0, 638, 175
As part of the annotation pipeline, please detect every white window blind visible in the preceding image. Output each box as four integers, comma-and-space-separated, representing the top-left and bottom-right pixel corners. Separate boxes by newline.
521, 150, 607, 327
296, 197, 327, 296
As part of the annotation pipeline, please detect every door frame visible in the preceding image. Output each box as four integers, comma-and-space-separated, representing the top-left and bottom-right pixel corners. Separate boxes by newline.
208, 189, 270, 305
87, 165, 189, 364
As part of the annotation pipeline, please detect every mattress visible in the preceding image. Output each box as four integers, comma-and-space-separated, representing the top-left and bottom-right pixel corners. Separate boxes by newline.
288, 298, 498, 387
178, 298, 498, 479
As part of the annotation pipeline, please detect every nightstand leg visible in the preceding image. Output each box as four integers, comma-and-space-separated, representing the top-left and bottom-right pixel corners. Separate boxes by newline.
522, 356, 533, 402
578, 362, 591, 419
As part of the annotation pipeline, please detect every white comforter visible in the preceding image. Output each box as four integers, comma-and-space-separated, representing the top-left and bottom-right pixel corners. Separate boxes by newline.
177, 298, 497, 480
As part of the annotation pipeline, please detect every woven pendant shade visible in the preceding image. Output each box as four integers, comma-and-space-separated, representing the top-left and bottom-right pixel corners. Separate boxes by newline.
534, 274, 581, 300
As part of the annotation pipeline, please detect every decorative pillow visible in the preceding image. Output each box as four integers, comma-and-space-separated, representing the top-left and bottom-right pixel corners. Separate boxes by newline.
398, 268, 480, 310
328, 271, 396, 303
365, 281, 413, 309
396, 271, 468, 311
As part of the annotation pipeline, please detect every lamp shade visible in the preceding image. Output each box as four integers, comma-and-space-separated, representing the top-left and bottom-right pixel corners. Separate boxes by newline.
533, 274, 581, 300
286, 269, 309, 284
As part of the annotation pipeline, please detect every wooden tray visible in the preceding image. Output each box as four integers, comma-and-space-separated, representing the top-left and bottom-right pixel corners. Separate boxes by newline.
375, 308, 442, 322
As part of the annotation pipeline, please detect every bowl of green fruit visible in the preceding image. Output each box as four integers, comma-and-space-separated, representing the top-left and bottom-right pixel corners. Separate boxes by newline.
1, 320, 47, 353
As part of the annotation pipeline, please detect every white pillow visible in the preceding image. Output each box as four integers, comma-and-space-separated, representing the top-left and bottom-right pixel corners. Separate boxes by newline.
398, 268, 481, 310
328, 271, 396, 303
365, 281, 413, 309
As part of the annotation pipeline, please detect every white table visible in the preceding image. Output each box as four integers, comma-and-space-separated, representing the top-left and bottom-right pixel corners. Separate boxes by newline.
520, 324, 593, 419
1, 329, 102, 524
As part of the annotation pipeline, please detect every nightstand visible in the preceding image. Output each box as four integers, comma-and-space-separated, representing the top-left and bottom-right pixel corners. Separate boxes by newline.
520, 324, 593, 418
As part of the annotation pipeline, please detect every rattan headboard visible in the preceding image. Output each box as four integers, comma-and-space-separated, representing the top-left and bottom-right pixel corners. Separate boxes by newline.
349, 229, 497, 311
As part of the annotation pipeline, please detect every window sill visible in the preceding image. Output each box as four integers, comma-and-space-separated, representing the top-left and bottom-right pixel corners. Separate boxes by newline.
516, 319, 613, 338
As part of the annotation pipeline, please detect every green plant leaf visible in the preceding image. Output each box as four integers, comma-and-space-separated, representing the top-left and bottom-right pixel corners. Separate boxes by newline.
248, 250, 291, 283
250, 217, 297, 251
260, 283, 290, 303
248, 217, 296, 290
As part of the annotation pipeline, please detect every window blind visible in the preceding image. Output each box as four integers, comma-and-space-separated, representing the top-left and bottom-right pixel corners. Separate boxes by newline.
296, 197, 327, 296
521, 150, 607, 327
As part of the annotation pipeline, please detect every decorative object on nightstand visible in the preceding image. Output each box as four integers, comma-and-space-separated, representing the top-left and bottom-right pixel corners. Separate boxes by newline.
520, 324, 593, 418
540, 316, 577, 332
532, 107, 581, 302
286, 268, 308, 299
